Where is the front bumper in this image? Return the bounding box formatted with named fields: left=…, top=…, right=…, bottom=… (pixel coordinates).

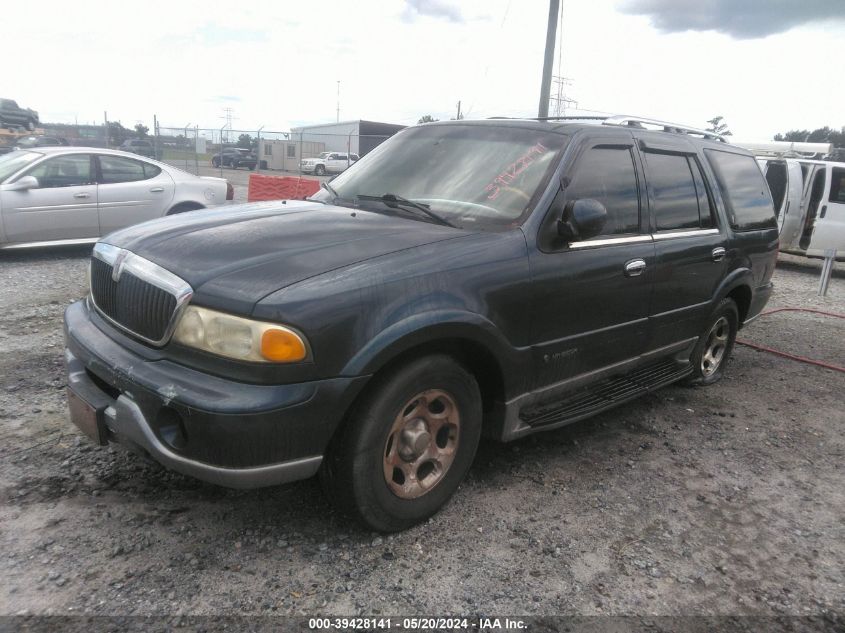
left=300, top=164, right=316, bottom=173
left=63, top=300, right=369, bottom=488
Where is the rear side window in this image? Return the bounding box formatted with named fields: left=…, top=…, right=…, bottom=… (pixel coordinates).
left=565, top=147, right=640, bottom=236
left=99, top=155, right=159, bottom=183
left=643, top=152, right=700, bottom=231
left=705, top=150, right=776, bottom=231
left=829, top=167, right=845, bottom=203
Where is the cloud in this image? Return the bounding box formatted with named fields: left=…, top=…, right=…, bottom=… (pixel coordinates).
left=194, top=23, right=269, bottom=45
left=619, top=0, right=845, bottom=39
left=402, top=0, right=464, bottom=23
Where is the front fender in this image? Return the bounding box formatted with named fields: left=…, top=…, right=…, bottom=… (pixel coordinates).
left=342, top=309, right=527, bottom=398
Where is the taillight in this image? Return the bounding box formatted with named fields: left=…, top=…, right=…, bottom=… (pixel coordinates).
left=226, top=182, right=234, bottom=201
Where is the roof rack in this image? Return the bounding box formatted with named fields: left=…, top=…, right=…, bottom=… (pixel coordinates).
left=601, top=115, right=726, bottom=142
left=488, top=114, right=727, bottom=142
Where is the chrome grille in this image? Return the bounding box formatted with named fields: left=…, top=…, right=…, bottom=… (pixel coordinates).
left=89, top=243, right=192, bottom=346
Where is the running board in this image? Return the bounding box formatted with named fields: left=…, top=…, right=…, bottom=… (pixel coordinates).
left=519, top=358, right=692, bottom=428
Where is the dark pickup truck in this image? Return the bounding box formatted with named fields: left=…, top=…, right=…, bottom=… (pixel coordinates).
left=0, top=98, right=39, bottom=131
left=64, top=117, right=778, bottom=532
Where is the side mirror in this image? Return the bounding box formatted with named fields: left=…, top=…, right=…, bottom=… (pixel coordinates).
left=3, top=175, right=39, bottom=191
left=558, top=198, right=608, bottom=241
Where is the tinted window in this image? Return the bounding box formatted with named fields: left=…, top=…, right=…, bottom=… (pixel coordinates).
left=565, top=147, right=640, bottom=236
left=644, top=152, right=700, bottom=231
left=99, top=155, right=150, bottom=183
left=286, top=145, right=295, bottom=157
left=689, top=157, right=716, bottom=228
left=829, top=167, right=845, bottom=203
left=27, top=154, right=92, bottom=188
left=705, top=150, right=776, bottom=231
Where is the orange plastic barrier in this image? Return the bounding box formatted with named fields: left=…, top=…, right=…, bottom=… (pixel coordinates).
left=247, top=174, right=321, bottom=202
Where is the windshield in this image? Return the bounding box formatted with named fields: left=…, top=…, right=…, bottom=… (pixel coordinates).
left=312, top=124, right=567, bottom=228
left=0, top=151, right=43, bottom=182
left=318, top=152, right=331, bottom=159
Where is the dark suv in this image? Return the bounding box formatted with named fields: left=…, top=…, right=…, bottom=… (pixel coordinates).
left=63, top=117, right=777, bottom=531
left=211, top=147, right=257, bottom=169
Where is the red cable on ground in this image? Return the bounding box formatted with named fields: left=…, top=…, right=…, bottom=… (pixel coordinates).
left=736, top=307, right=845, bottom=374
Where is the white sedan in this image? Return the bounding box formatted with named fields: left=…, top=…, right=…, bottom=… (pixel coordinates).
left=0, top=147, right=233, bottom=249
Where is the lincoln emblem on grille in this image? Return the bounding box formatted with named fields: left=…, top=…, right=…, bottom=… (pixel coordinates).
left=111, top=250, right=129, bottom=282
left=90, top=242, right=194, bottom=347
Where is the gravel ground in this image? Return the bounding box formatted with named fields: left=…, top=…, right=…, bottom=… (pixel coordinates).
left=0, top=247, right=842, bottom=622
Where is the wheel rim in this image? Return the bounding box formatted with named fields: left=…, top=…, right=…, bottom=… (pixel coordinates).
left=701, top=316, right=730, bottom=377
left=383, top=389, right=460, bottom=500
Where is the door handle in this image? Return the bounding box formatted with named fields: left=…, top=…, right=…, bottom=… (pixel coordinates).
left=624, top=259, right=646, bottom=277
left=73, top=193, right=90, bottom=199
left=149, top=187, right=165, bottom=193
left=712, top=247, right=726, bottom=262
left=820, top=205, right=827, bottom=219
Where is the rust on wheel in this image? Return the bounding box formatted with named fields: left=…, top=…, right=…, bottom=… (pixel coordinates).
left=383, top=389, right=460, bottom=500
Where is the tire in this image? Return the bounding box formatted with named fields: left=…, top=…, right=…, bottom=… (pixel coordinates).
left=166, top=202, right=204, bottom=215
left=212, top=158, right=220, bottom=168
left=27, top=119, right=35, bottom=131
left=684, top=298, right=738, bottom=386
left=315, top=164, right=326, bottom=176
left=320, top=354, right=482, bottom=532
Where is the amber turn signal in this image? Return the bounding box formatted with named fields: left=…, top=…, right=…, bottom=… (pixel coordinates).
left=261, top=327, right=308, bottom=362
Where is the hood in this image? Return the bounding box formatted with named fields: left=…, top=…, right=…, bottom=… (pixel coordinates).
left=102, top=201, right=472, bottom=314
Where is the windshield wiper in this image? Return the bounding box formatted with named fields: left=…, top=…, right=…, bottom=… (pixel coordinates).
left=321, top=180, right=339, bottom=199
left=356, top=193, right=456, bottom=227
left=309, top=180, right=347, bottom=206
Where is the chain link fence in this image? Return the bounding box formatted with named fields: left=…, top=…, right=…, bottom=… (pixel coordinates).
left=21, top=118, right=402, bottom=181
left=153, top=125, right=396, bottom=178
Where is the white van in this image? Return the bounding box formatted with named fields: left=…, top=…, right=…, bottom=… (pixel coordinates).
left=750, top=144, right=844, bottom=260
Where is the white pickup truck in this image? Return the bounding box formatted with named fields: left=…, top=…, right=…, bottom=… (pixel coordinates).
left=300, top=151, right=359, bottom=176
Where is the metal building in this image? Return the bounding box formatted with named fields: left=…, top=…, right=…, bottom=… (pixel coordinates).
left=290, top=120, right=405, bottom=156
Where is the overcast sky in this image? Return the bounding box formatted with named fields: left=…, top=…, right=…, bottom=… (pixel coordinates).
left=4, top=0, right=844, bottom=140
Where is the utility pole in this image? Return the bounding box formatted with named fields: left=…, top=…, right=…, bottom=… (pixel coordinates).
left=550, top=76, right=577, bottom=116
left=456, top=100, right=462, bottom=120
left=538, top=0, right=560, bottom=118
left=221, top=107, right=235, bottom=143
left=104, top=111, right=109, bottom=148
left=336, top=80, right=341, bottom=122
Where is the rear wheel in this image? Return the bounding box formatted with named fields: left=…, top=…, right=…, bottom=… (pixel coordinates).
left=684, top=298, right=738, bottom=386
left=321, top=355, right=482, bottom=532
left=166, top=202, right=204, bottom=215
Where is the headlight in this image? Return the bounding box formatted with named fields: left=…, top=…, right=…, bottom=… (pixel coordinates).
left=172, top=305, right=309, bottom=363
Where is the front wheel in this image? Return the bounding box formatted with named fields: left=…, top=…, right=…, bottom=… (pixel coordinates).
left=314, top=164, right=326, bottom=176
left=684, top=298, right=738, bottom=386
left=27, top=119, right=36, bottom=131
left=321, top=355, right=482, bottom=532
left=212, top=158, right=220, bottom=168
